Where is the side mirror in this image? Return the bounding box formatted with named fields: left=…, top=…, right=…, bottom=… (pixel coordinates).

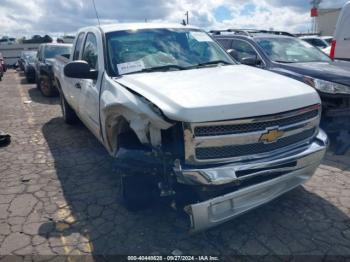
left=64, top=60, right=98, bottom=80
left=240, top=56, right=258, bottom=66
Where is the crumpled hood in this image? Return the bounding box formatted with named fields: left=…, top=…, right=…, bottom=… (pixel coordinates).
left=114, top=65, right=320, bottom=122
left=276, top=61, right=350, bottom=87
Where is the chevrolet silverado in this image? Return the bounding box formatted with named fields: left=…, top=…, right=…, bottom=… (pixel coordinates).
left=53, top=23, right=328, bottom=232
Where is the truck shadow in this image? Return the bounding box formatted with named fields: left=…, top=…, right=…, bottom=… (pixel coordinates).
left=27, top=86, right=60, bottom=105
left=39, top=117, right=350, bottom=256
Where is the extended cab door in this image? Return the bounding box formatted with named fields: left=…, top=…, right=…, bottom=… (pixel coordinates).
left=64, top=32, right=86, bottom=110
left=77, top=30, right=103, bottom=138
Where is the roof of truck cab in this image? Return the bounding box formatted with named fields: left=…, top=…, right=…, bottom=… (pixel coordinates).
left=88, top=23, right=199, bottom=33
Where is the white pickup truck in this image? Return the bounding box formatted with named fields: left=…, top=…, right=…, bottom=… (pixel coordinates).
left=53, top=23, right=328, bottom=232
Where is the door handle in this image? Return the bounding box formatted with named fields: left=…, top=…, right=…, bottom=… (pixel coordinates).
left=75, top=83, right=81, bottom=89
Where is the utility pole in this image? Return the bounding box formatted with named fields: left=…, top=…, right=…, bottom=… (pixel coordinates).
left=185, top=11, right=189, bottom=25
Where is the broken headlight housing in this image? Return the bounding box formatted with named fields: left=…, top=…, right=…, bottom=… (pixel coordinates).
left=305, top=77, right=350, bottom=95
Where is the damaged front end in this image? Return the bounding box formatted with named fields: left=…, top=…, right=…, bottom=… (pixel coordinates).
left=103, top=78, right=327, bottom=232
left=177, top=130, right=327, bottom=232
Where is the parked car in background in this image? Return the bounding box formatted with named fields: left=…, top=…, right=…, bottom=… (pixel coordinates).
left=54, top=23, right=327, bottom=232
left=22, top=51, right=37, bottom=83
left=299, top=35, right=329, bottom=49
left=0, top=36, right=16, bottom=45
left=18, top=51, right=36, bottom=71
left=57, top=35, right=75, bottom=44
left=23, top=35, right=53, bottom=44
left=330, top=1, right=350, bottom=61
left=0, top=52, right=6, bottom=72
left=213, top=30, right=350, bottom=154
left=299, top=35, right=330, bottom=55
left=35, top=43, right=72, bottom=97
left=321, top=36, right=333, bottom=45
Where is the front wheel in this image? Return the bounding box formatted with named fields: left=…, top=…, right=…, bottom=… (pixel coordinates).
left=60, top=93, right=78, bottom=125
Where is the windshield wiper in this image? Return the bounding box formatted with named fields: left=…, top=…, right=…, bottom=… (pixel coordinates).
left=120, top=65, right=186, bottom=75
left=192, top=60, right=232, bottom=68
left=274, top=60, right=296, bottom=64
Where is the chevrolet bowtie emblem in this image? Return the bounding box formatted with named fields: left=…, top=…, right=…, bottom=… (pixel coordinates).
left=259, top=129, right=284, bottom=143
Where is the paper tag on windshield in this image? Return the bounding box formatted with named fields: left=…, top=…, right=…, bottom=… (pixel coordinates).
left=117, top=60, right=145, bottom=75
left=191, top=31, right=213, bottom=42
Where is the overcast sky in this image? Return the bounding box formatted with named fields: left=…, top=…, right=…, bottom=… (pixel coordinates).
left=0, top=0, right=348, bottom=37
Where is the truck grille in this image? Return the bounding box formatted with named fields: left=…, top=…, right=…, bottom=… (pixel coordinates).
left=196, top=128, right=315, bottom=160
left=184, top=105, right=320, bottom=165
left=194, top=109, right=319, bottom=137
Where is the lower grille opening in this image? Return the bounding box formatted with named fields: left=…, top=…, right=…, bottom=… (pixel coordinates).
left=196, top=128, right=315, bottom=160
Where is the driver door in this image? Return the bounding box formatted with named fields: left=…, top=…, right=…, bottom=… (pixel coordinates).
left=78, top=32, right=102, bottom=138
left=64, top=32, right=85, bottom=111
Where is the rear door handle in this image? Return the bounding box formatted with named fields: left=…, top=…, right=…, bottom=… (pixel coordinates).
left=75, top=83, right=81, bottom=89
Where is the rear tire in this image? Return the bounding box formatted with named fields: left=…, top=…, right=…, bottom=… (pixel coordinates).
left=60, top=93, right=78, bottom=125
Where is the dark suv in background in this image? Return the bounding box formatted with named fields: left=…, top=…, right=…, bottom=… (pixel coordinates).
left=212, top=29, right=350, bottom=154
left=35, top=43, right=72, bottom=97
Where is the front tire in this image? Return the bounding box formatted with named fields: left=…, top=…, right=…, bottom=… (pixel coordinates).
left=60, top=93, right=78, bottom=125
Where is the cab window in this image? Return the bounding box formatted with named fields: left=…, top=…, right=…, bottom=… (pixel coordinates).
left=73, top=32, right=85, bottom=61
left=217, top=39, right=232, bottom=49
left=230, top=39, right=258, bottom=62
left=82, top=33, right=98, bottom=70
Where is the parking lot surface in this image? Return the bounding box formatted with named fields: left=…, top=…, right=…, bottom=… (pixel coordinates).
left=0, top=70, right=350, bottom=258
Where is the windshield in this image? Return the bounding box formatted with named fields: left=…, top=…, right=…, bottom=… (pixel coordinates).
left=44, top=46, right=71, bottom=59
left=106, top=28, right=234, bottom=75
left=24, top=52, right=37, bottom=63
left=256, top=37, right=332, bottom=63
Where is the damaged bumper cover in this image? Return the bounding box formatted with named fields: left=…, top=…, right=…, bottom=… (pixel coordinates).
left=176, top=129, right=328, bottom=232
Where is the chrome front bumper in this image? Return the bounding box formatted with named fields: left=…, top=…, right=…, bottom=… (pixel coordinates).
left=176, top=129, right=328, bottom=232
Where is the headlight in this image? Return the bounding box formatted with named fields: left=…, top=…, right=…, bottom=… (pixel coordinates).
left=304, top=77, right=350, bottom=94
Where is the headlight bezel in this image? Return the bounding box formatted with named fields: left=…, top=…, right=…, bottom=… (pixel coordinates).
left=304, top=77, right=350, bottom=95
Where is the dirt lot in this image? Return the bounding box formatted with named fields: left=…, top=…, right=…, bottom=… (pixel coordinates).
left=0, top=70, right=350, bottom=258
